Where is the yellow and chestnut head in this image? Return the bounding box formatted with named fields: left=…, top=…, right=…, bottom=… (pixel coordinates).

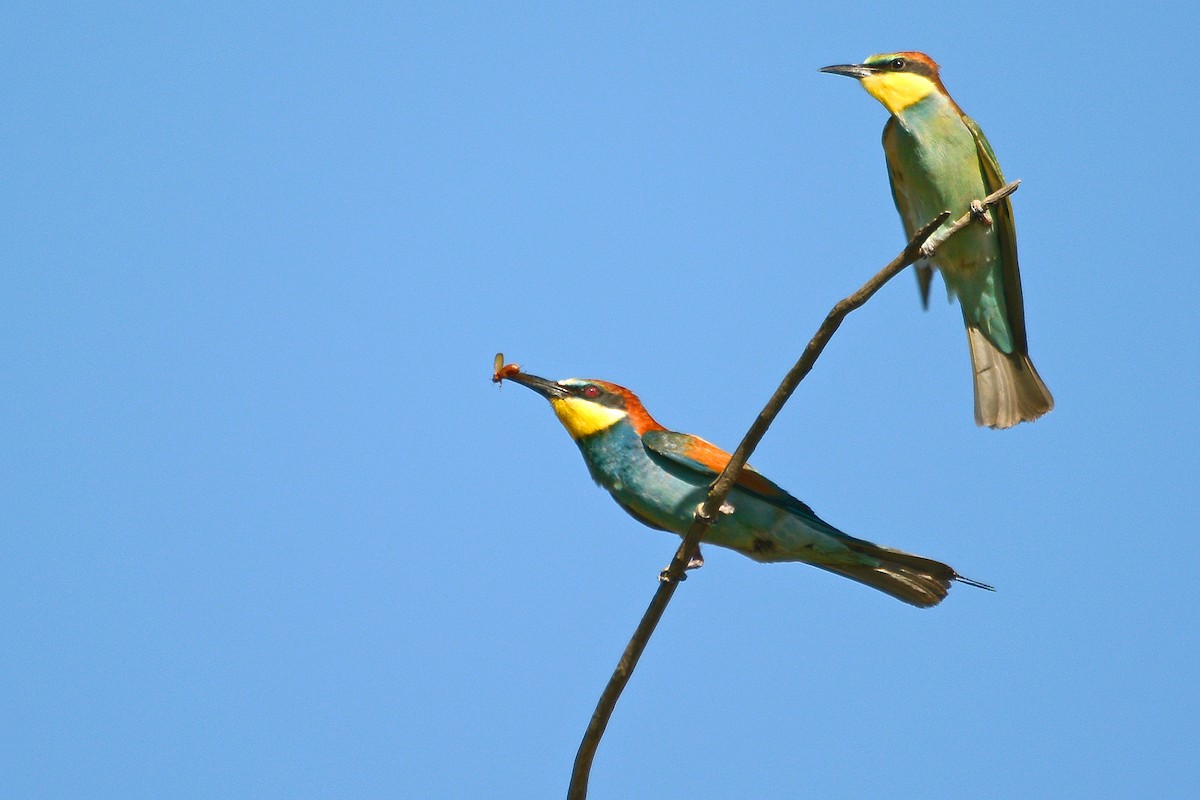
left=503, top=371, right=663, bottom=439
left=820, top=52, right=955, bottom=116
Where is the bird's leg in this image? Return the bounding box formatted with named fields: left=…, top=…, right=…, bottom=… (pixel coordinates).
left=659, top=501, right=732, bottom=581
left=659, top=546, right=706, bottom=582
left=970, top=199, right=993, bottom=226
left=918, top=224, right=949, bottom=259
left=695, top=500, right=735, bottom=518
left=686, top=546, right=705, bottom=571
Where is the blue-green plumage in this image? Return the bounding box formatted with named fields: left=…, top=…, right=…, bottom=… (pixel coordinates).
left=577, top=423, right=857, bottom=564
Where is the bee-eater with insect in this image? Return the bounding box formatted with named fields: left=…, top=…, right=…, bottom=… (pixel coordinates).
left=820, top=52, right=1053, bottom=428
left=498, top=364, right=990, bottom=607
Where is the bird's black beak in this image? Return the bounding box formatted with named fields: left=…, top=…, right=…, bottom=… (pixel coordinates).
left=506, top=371, right=568, bottom=400
left=819, top=63, right=873, bottom=80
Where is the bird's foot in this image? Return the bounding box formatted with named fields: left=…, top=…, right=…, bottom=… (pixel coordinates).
left=695, top=501, right=734, bottom=520
left=658, top=547, right=704, bottom=582
left=970, top=199, right=993, bottom=226
left=919, top=240, right=938, bottom=260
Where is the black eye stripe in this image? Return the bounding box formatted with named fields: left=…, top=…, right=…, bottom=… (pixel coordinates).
left=573, top=383, right=627, bottom=409
left=868, top=57, right=936, bottom=79
left=864, top=56, right=935, bottom=78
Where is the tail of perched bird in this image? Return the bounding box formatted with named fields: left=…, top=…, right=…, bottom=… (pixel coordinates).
left=819, top=539, right=990, bottom=608
left=967, top=326, right=1054, bottom=429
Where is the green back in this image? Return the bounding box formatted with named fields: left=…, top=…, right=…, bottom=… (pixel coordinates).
left=962, top=115, right=1029, bottom=354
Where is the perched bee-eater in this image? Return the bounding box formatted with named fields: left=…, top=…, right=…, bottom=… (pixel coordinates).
left=820, top=52, right=1053, bottom=428
left=502, top=368, right=989, bottom=607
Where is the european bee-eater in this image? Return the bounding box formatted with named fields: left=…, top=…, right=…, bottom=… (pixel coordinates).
left=502, top=368, right=989, bottom=607
left=820, top=52, right=1053, bottom=428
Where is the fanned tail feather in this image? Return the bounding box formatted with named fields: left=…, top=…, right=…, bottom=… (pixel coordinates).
left=820, top=542, right=993, bottom=609
left=966, top=326, right=1053, bottom=429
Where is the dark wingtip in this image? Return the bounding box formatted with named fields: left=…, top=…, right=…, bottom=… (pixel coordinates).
left=916, top=264, right=933, bottom=309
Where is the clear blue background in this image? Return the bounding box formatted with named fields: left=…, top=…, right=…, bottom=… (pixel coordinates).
left=5, top=2, right=1197, bottom=798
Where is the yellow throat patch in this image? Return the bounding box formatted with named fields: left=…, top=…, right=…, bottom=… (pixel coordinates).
left=550, top=396, right=626, bottom=439
left=861, top=72, right=936, bottom=115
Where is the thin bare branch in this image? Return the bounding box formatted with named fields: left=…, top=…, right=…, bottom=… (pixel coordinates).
left=566, top=180, right=1019, bottom=800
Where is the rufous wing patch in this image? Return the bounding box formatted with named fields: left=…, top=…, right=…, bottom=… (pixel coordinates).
left=682, top=437, right=792, bottom=502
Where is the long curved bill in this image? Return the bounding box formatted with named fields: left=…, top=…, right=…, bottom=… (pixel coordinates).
left=505, top=371, right=568, bottom=400
left=819, top=63, right=873, bottom=79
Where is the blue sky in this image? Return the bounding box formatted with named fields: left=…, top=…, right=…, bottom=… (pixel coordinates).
left=4, top=2, right=1198, bottom=798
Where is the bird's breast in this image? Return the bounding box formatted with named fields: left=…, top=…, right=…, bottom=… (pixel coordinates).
left=887, top=112, right=996, bottom=277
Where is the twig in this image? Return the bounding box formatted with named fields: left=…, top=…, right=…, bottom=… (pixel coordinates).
left=566, top=181, right=1019, bottom=800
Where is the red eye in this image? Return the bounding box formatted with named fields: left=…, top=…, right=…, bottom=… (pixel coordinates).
left=583, top=385, right=600, bottom=398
